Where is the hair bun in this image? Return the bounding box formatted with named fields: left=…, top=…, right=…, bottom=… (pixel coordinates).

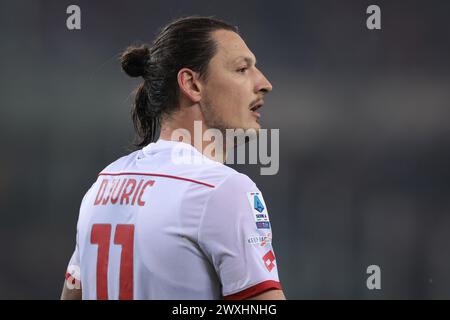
left=121, top=45, right=150, bottom=78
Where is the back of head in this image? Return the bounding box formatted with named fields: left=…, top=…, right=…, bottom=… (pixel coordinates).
left=120, top=16, right=238, bottom=147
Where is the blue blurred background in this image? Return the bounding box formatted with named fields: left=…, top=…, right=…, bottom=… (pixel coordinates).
left=1, top=0, right=450, bottom=299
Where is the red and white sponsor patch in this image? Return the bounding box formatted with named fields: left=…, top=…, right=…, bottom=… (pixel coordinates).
left=262, top=250, right=276, bottom=272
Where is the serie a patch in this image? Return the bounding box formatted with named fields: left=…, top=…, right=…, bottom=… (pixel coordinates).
left=246, top=192, right=271, bottom=229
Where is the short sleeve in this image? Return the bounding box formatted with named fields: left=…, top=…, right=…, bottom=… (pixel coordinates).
left=198, top=173, right=282, bottom=299
left=65, top=230, right=82, bottom=289
left=64, top=183, right=95, bottom=289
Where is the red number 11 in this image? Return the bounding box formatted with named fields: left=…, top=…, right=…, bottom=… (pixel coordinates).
left=91, top=224, right=135, bottom=300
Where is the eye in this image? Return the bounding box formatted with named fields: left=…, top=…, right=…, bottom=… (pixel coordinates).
left=237, top=67, right=248, bottom=73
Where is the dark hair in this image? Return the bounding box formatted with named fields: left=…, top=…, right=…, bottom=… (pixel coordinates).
left=121, top=16, right=238, bottom=147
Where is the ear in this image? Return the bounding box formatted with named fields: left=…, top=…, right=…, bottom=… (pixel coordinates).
left=177, top=68, right=202, bottom=103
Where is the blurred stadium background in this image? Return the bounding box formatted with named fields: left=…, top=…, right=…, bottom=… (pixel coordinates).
left=1, top=0, right=449, bottom=299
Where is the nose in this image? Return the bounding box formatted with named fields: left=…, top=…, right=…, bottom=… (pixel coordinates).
left=255, top=68, right=273, bottom=94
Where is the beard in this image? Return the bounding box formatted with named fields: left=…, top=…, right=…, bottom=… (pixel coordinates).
left=198, top=95, right=229, bottom=136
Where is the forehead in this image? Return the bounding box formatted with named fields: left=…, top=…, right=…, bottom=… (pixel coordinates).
left=210, top=29, right=256, bottom=65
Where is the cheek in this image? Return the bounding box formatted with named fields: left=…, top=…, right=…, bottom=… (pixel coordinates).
left=203, top=70, right=255, bottom=125
left=207, top=80, right=246, bottom=114
left=222, top=91, right=248, bottom=123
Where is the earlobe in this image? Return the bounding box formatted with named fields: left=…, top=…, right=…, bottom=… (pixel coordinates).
left=177, top=68, right=202, bottom=103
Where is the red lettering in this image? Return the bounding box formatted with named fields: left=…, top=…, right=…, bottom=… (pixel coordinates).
left=111, top=179, right=127, bottom=205
left=120, top=179, right=136, bottom=205
left=94, top=179, right=108, bottom=205
left=102, top=179, right=118, bottom=205
left=94, top=178, right=155, bottom=207
left=131, top=179, right=144, bottom=205
left=137, top=180, right=155, bottom=206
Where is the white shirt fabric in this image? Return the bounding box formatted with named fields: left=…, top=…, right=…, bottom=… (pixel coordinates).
left=65, top=140, right=281, bottom=300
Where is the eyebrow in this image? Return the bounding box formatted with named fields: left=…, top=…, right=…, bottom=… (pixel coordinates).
left=233, top=56, right=257, bottom=66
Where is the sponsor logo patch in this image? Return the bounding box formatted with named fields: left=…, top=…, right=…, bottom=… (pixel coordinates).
left=256, top=221, right=271, bottom=229
left=247, top=192, right=270, bottom=227
left=247, top=232, right=272, bottom=247
left=262, top=250, right=276, bottom=272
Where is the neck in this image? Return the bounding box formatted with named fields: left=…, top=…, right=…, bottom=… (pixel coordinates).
left=159, top=119, right=228, bottom=164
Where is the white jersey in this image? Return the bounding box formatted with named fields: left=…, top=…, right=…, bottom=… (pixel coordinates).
left=65, top=139, right=281, bottom=299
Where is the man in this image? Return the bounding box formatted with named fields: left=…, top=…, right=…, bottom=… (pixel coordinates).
left=61, top=16, right=285, bottom=300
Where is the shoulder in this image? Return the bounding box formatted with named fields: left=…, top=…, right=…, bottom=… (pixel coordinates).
left=200, top=170, right=260, bottom=216
left=190, top=160, right=258, bottom=195
left=98, top=150, right=140, bottom=174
